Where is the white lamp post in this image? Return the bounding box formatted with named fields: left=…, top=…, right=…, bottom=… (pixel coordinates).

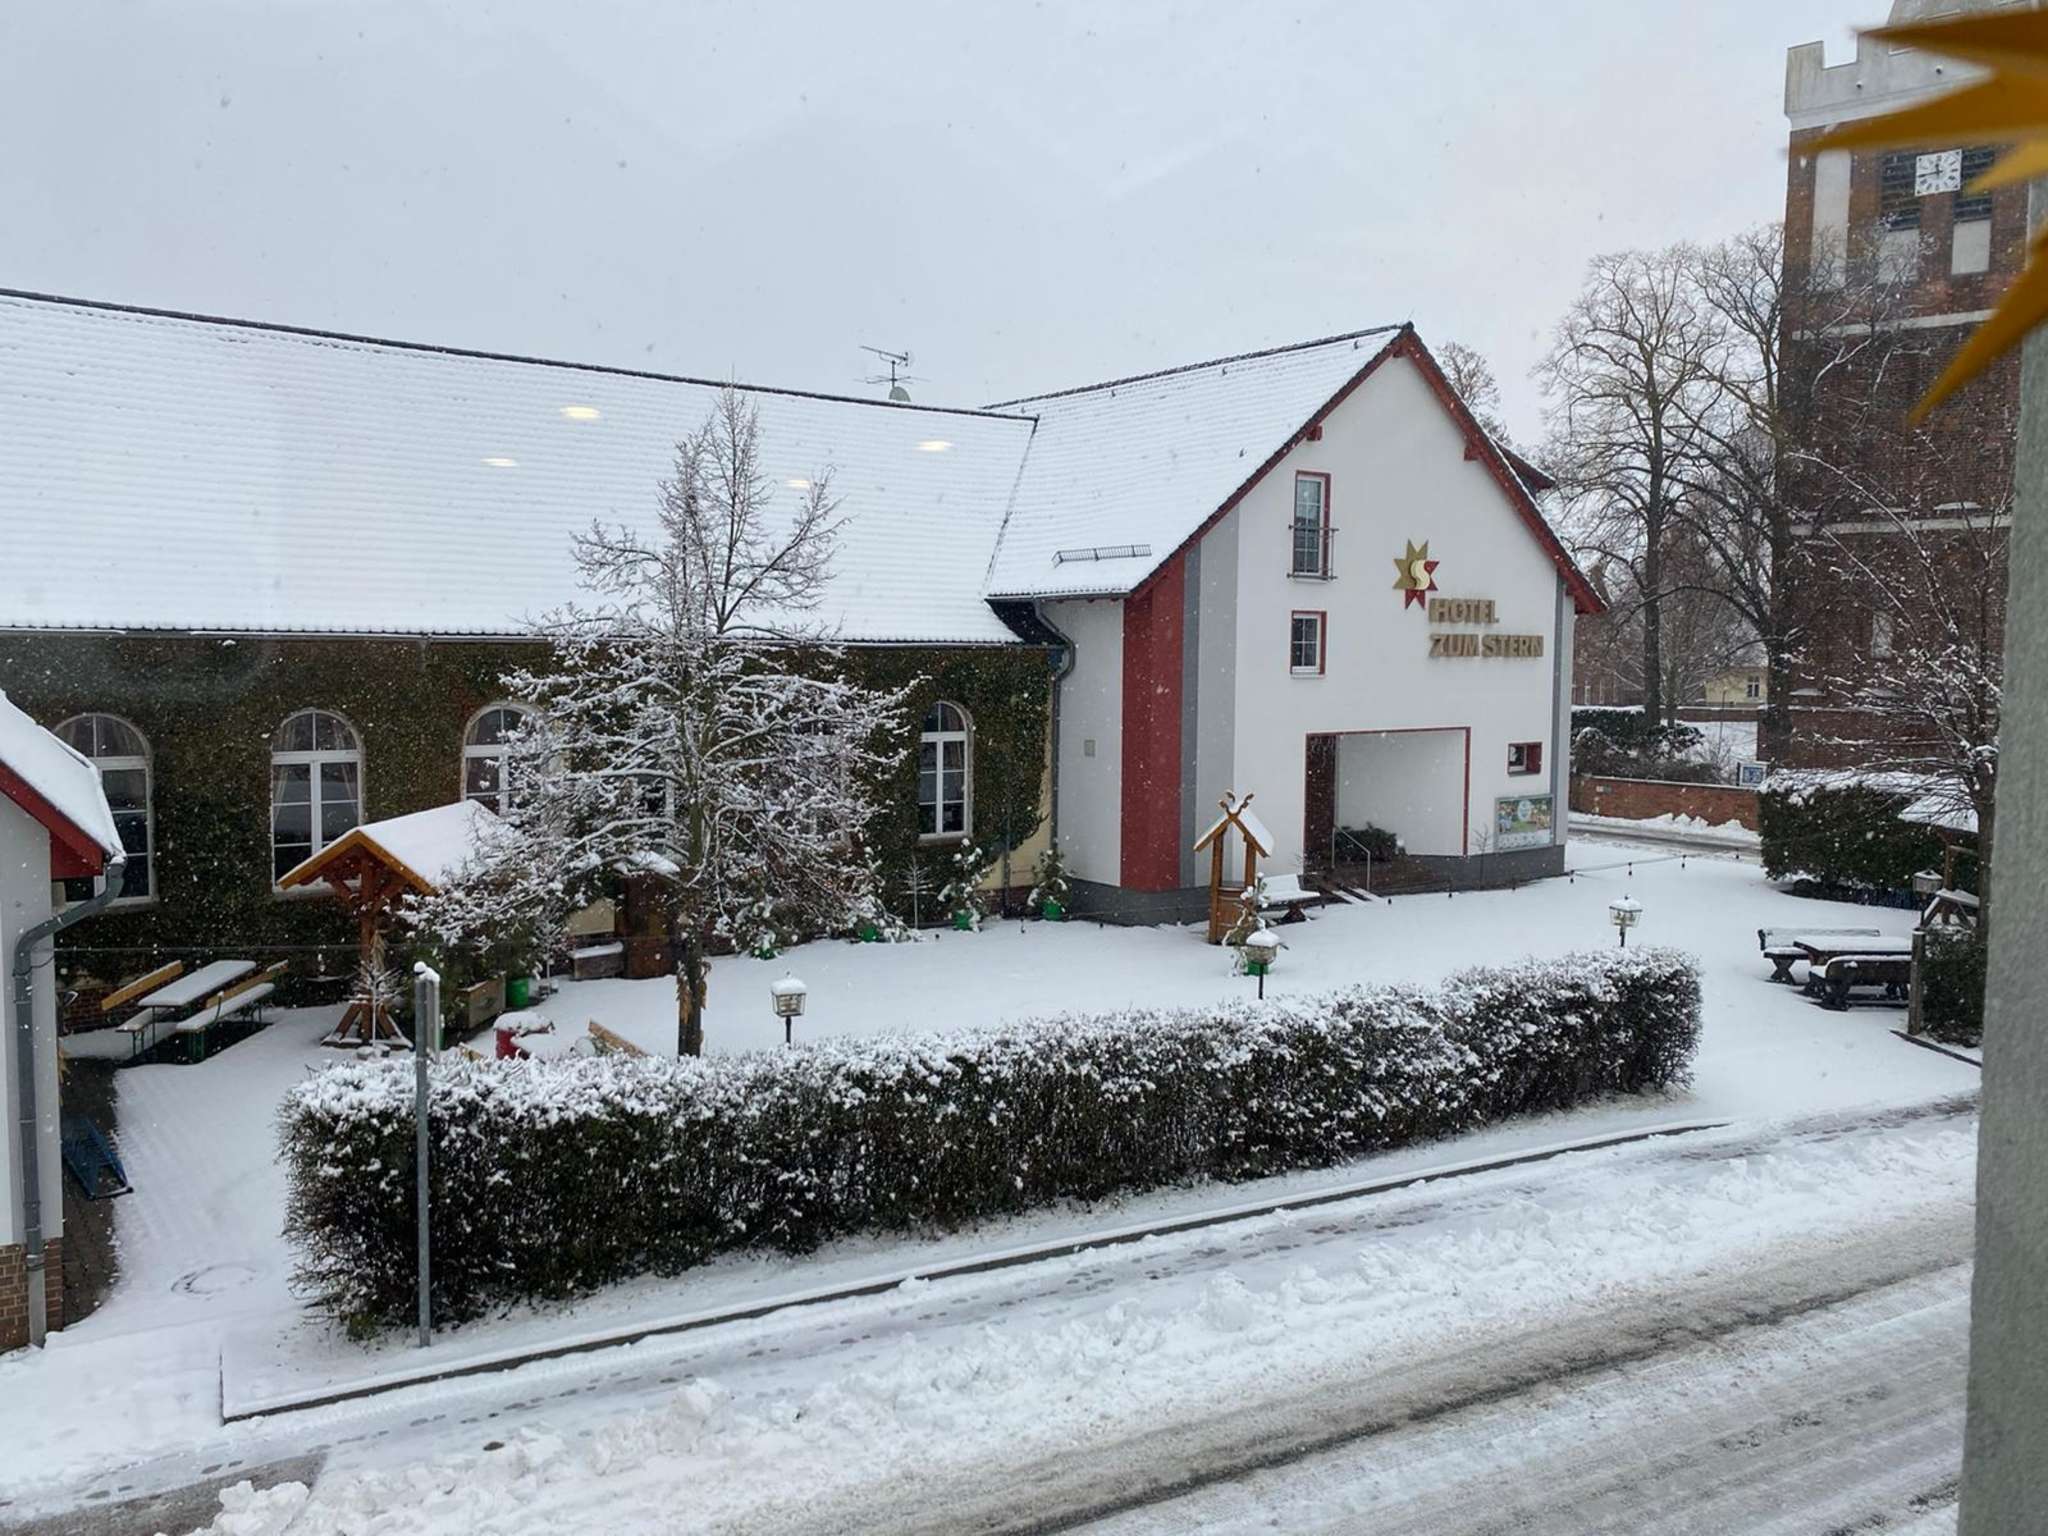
left=1243, top=927, right=1280, bottom=999
left=1608, top=895, right=1643, bottom=948
left=769, top=975, right=808, bottom=1047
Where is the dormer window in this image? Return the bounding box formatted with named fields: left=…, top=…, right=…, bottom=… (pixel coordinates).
left=1291, top=472, right=1333, bottom=578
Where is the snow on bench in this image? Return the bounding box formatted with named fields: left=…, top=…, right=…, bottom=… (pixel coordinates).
left=173, top=983, right=276, bottom=1033
left=1259, top=873, right=1321, bottom=922
left=1757, top=926, right=1882, bottom=984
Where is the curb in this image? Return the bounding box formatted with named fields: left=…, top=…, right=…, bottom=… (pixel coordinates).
left=222, top=1117, right=1728, bottom=1422
left=1890, top=1029, right=1983, bottom=1068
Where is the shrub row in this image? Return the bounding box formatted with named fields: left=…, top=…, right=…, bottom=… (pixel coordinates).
left=281, top=948, right=1703, bottom=1328
left=1758, top=778, right=1956, bottom=893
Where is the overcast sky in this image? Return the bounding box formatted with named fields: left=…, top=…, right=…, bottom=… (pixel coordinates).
left=2, top=2, right=1868, bottom=442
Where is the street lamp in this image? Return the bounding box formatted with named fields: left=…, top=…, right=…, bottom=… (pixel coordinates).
left=1608, top=895, right=1643, bottom=948
left=1242, top=928, right=1280, bottom=999
left=769, top=975, right=808, bottom=1047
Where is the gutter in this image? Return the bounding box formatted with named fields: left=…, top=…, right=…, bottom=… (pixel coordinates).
left=10, top=849, right=123, bottom=1346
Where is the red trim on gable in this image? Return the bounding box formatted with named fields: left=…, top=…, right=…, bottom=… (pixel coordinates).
left=1129, top=327, right=1603, bottom=618
left=0, top=760, right=108, bottom=880
left=1393, top=332, right=1603, bottom=616
left=1121, top=553, right=1185, bottom=892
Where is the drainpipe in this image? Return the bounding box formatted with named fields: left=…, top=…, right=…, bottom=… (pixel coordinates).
left=10, top=849, right=123, bottom=1347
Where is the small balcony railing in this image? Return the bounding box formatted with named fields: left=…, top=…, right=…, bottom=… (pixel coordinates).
left=1291, top=524, right=1335, bottom=580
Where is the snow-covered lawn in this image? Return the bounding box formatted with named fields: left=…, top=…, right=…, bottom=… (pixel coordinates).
left=7, top=838, right=1977, bottom=1511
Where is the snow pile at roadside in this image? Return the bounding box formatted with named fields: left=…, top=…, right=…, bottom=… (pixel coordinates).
left=167, top=1107, right=1977, bottom=1535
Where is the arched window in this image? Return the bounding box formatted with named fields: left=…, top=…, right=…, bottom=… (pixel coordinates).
left=918, top=700, right=971, bottom=840
left=463, top=703, right=536, bottom=813
left=55, top=714, right=153, bottom=904
left=272, top=709, right=362, bottom=883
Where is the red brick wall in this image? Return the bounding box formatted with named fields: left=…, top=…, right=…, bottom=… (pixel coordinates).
left=1570, top=776, right=1759, bottom=832
left=1120, top=554, right=1185, bottom=892
left=0, top=1240, right=65, bottom=1349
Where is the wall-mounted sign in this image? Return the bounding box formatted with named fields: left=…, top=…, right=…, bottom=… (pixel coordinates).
left=1495, top=794, right=1554, bottom=850
left=1427, top=597, right=1498, bottom=625
left=1429, top=631, right=1545, bottom=658
left=1392, top=540, right=1440, bottom=611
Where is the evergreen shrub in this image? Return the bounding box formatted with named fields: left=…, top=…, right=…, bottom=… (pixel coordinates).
left=1758, top=779, right=1954, bottom=893
left=281, top=948, right=1703, bottom=1328
left=1918, top=928, right=1987, bottom=1047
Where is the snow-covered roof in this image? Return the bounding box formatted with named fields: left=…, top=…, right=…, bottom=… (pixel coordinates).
left=0, top=291, right=1036, bottom=644
left=278, top=799, right=503, bottom=894
left=0, top=688, right=122, bottom=861
left=984, top=328, right=1403, bottom=599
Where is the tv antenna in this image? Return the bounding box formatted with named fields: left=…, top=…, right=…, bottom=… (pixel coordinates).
left=860, top=345, right=921, bottom=402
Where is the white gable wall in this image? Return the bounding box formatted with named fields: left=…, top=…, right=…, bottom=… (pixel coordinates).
left=1207, top=352, right=1567, bottom=875
left=0, top=801, right=60, bottom=1251
left=1044, top=598, right=1124, bottom=887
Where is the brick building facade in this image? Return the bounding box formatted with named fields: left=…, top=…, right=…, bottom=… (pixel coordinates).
left=1777, top=1, right=2023, bottom=769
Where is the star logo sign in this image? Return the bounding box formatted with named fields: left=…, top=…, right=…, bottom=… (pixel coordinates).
left=1392, top=540, right=1440, bottom=611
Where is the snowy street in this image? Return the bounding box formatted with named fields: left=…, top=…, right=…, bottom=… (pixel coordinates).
left=22, top=1095, right=1974, bottom=1536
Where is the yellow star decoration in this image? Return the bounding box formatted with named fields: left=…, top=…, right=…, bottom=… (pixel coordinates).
left=1392, top=539, right=1440, bottom=610
left=1813, top=10, right=2048, bottom=421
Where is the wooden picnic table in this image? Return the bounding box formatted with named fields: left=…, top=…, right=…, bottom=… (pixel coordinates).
left=134, top=959, right=256, bottom=1011
left=1792, top=935, right=1914, bottom=963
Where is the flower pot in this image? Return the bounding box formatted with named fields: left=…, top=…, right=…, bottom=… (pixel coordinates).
left=857, top=922, right=880, bottom=943
left=505, top=975, right=533, bottom=1010
left=1040, top=899, right=1065, bottom=922
left=952, top=910, right=974, bottom=931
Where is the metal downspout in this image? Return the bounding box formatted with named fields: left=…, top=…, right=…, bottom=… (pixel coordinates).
left=10, top=849, right=123, bottom=1347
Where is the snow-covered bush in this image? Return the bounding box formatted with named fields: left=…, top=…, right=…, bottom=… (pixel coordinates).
left=1758, top=774, right=1955, bottom=895
left=936, top=843, right=995, bottom=929
left=1028, top=847, right=1070, bottom=913
left=280, top=948, right=1702, bottom=1328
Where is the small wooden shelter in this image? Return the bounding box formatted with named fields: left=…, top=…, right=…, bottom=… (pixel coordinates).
left=1193, top=791, right=1274, bottom=944
left=276, top=800, right=502, bottom=1046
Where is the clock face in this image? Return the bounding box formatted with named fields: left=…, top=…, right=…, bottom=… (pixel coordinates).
left=1915, top=149, right=1963, bottom=197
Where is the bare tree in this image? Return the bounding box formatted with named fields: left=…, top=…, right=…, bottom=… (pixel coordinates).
left=1805, top=453, right=2009, bottom=924
left=413, top=389, right=911, bottom=1056
left=1438, top=340, right=1510, bottom=444
left=1670, top=223, right=1926, bottom=759
left=1537, top=247, right=1721, bottom=724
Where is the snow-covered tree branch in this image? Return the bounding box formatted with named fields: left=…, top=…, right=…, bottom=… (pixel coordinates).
left=410, top=388, right=911, bottom=1054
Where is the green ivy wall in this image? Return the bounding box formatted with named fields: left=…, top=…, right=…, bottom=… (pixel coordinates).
left=0, top=633, right=1053, bottom=986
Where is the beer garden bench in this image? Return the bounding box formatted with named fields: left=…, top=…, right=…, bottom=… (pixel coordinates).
left=1757, top=926, right=1883, bottom=984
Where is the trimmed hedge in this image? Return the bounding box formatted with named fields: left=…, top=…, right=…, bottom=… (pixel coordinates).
left=281, top=948, right=1702, bottom=1328
left=1758, top=781, right=1954, bottom=894
left=1919, top=928, right=1987, bottom=1047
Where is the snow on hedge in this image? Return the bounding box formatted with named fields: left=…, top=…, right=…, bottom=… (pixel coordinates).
left=281, top=948, right=1702, bottom=1328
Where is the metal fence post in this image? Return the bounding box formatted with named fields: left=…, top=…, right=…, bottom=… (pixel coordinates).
left=412, top=961, right=440, bottom=1349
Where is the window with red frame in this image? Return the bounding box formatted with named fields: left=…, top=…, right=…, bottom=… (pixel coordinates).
left=1290, top=611, right=1326, bottom=675
left=1290, top=472, right=1331, bottom=577
left=1508, top=740, right=1543, bottom=776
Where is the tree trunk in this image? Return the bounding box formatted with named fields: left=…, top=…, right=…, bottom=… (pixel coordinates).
left=675, top=926, right=706, bottom=1057
left=1642, top=531, right=1665, bottom=723
left=1761, top=639, right=1795, bottom=763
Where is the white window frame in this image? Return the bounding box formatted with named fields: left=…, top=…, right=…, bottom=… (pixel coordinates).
left=271, top=708, right=364, bottom=889
left=56, top=714, right=155, bottom=907
left=918, top=700, right=972, bottom=842
left=1290, top=472, right=1332, bottom=578
left=462, top=702, right=536, bottom=814
left=1289, top=611, right=1326, bottom=676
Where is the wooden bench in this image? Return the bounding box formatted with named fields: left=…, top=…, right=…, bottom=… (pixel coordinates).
left=165, top=962, right=288, bottom=1063
left=1816, top=954, right=1912, bottom=1011
left=1758, top=927, right=1881, bottom=983
left=1260, top=873, right=1323, bottom=925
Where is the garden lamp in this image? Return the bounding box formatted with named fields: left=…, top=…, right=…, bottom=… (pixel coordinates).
left=770, top=975, right=808, bottom=1047
left=1608, top=895, right=1643, bottom=948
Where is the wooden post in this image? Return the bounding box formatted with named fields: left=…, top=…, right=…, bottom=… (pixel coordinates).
left=1908, top=927, right=1927, bottom=1036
